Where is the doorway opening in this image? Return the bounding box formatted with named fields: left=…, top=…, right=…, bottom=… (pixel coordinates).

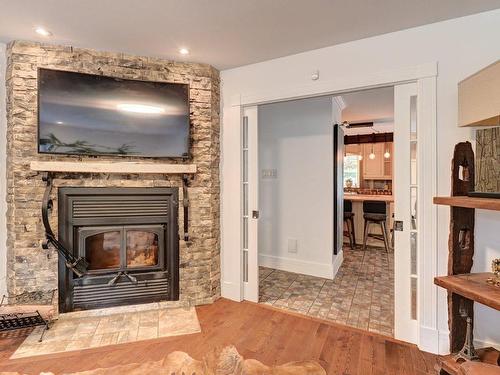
left=243, top=83, right=420, bottom=343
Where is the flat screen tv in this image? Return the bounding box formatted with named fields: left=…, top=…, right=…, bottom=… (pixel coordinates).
left=38, top=68, right=190, bottom=158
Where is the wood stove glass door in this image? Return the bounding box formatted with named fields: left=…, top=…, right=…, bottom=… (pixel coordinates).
left=77, top=225, right=165, bottom=274
left=79, top=226, right=123, bottom=272
left=125, top=225, right=164, bottom=269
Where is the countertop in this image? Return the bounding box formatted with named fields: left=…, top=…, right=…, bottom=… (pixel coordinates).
left=344, top=194, right=394, bottom=203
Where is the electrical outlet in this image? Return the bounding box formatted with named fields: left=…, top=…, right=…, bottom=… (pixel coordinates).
left=288, top=238, right=298, bottom=253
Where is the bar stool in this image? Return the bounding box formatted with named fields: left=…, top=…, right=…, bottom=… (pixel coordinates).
left=362, top=201, right=390, bottom=252
left=343, top=200, right=356, bottom=249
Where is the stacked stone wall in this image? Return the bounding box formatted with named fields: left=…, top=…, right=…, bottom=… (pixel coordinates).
left=5, top=41, right=220, bottom=305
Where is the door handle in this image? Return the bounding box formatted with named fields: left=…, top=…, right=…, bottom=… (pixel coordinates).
left=252, top=210, right=259, bottom=219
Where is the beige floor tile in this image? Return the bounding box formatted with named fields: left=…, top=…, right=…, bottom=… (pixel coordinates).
left=259, top=246, right=394, bottom=337
left=137, top=326, right=158, bottom=340
left=11, top=306, right=200, bottom=359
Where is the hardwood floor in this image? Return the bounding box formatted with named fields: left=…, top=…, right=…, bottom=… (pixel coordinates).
left=0, top=298, right=437, bottom=374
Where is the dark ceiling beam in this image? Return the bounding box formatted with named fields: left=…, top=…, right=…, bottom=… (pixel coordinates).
left=344, top=132, right=393, bottom=145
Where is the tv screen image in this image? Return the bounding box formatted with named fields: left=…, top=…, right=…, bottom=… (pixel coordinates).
left=38, top=69, right=190, bottom=157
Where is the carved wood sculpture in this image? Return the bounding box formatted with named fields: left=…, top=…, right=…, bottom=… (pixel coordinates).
left=448, top=142, right=475, bottom=353
left=0, top=346, right=327, bottom=375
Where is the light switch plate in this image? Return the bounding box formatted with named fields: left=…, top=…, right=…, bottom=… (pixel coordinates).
left=262, top=169, right=277, bottom=179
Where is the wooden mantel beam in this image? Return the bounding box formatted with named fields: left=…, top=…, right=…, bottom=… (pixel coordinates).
left=30, top=161, right=197, bottom=174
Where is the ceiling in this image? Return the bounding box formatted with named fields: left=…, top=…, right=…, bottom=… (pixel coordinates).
left=0, top=1, right=499, bottom=70
left=340, top=87, right=394, bottom=135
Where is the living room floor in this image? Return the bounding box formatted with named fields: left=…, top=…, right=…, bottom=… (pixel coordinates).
left=259, top=246, right=394, bottom=337
left=0, top=299, right=436, bottom=375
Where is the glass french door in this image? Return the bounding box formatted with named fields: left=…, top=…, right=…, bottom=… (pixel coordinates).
left=242, top=106, right=259, bottom=301
left=394, top=83, right=419, bottom=343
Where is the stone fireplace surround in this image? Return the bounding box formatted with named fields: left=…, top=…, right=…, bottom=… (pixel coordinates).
left=5, top=41, right=221, bottom=311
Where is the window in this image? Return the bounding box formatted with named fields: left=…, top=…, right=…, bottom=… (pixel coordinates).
left=344, top=155, right=360, bottom=188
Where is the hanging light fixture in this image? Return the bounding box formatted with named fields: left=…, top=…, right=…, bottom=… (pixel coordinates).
left=384, top=133, right=391, bottom=159
left=356, top=134, right=363, bottom=160
left=369, top=146, right=376, bottom=159
left=369, top=133, right=376, bottom=159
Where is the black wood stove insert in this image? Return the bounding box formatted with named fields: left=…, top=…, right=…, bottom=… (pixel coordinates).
left=57, top=187, right=179, bottom=312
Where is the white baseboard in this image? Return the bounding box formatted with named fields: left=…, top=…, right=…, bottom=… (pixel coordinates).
left=419, top=325, right=441, bottom=354
left=259, top=253, right=342, bottom=279
left=420, top=328, right=500, bottom=355
left=221, top=280, right=243, bottom=301
left=475, top=337, right=500, bottom=351
left=332, top=250, right=344, bottom=277
left=438, top=330, right=451, bottom=355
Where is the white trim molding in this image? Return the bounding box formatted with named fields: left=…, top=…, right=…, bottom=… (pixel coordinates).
left=416, top=76, right=439, bottom=354
left=332, top=249, right=344, bottom=278
left=232, top=63, right=437, bottom=107
left=221, top=61, right=438, bottom=352
left=259, top=253, right=341, bottom=280
left=332, top=96, right=347, bottom=112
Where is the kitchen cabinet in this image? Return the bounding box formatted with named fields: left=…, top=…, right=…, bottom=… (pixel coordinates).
left=344, top=196, right=394, bottom=246
left=362, top=142, right=392, bottom=180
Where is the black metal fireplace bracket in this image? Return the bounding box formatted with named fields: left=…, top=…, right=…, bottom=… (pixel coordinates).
left=40, top=172, right=89, bottom=277
left=182, top=174, right=191, bottom=242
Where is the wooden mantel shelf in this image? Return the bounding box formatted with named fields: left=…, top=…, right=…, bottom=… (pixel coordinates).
left=434, top=273, right=500, bottom=311
left=433, top=196, right=500, bottom=211
left=30, top=161, right=197, bottom=174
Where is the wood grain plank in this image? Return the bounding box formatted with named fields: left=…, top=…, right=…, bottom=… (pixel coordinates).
left=0, top=299, right=437, bottom=375
left=434, top=273, right=500, bottom=311
left=433, top=196, right=500, bottom=211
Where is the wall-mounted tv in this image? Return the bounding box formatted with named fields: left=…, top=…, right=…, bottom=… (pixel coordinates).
left=38, top=68, right=190, bottom=158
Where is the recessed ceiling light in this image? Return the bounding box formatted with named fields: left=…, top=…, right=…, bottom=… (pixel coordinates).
left=117, top=103, right=165, bottom=114
left=179, top=48, right=189, bottom=55
left=56, top=121, right=63, bottom=124
left=35, top=27, right=52, bottom=37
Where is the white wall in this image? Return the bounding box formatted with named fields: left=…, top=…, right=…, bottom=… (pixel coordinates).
left=221, top=9, right=500, bottom=352
left=0, top=42, right=7, bottom=297
left=258, top=97, right=336, bottom=278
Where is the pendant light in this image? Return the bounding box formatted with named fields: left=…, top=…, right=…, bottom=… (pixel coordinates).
left=384, top=133, right=391, bottom=159
left=369, top=146, right=376, bottom=160
left=357, top=135, right=363, bottom=160
left=369, top=133, right=376, bottom=160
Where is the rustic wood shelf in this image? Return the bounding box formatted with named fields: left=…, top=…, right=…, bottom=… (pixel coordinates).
left=434, top=273, right=500, bottom=311
left=433, top=196, right=500, bottom=211
left=437, top=347, right=500, bottom=375
left=30, top=161, right=197, bottom=175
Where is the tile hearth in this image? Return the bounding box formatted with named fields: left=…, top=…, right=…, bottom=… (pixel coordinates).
left=11, top=305, right=201, bottom=359
left=259, top=246, right=394, bottom=337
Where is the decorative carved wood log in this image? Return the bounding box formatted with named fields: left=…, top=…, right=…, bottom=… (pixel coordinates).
left=448, top=142, right=475, bottom=353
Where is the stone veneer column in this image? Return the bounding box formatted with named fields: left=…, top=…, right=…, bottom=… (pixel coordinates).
left=5, top=41, right=220, bottom=305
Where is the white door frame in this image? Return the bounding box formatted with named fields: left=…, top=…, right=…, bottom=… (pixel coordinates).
left=220, top=62, right=438, bottom=352
left=394, top=82, right=419, bottom=343
left=242, top=106, right=259, bottom=302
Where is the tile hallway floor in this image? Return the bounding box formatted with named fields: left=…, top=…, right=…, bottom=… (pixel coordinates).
left=259, top=246, right=394, bottom=337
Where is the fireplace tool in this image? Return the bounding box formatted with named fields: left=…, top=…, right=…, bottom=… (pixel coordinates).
left=41, top=173, right=89, bottom=277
